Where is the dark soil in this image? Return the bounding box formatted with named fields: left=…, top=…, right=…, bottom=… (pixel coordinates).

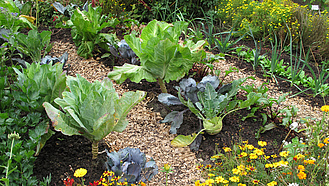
left=32, top=25, right=320, bottom=185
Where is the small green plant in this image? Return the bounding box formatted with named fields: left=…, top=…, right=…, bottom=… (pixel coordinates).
left=170, top=77, right=262, bottom=147
left=161, top=164, right=173, bottom=186
left=107, top=19, right=205, bottom=93
left=213, top=26, right=246, bottom=54
left=67, top=3, right=119, bottom=58
left=43, top=75, right=146, bottom=159
left=0, top=132, right=20, bottom=186
left=16, top=29, right=53, bottom=63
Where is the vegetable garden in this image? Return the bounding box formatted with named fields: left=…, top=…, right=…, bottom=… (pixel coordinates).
left=1, top=0, right=329, bottom=185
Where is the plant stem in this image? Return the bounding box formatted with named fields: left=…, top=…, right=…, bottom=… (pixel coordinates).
left=157, top=78, right=167, bottom=93
left=91, top=140, right=99, bottom=159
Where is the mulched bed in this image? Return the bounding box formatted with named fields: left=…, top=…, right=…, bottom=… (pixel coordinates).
left=30, top=25, right=324, bottom=185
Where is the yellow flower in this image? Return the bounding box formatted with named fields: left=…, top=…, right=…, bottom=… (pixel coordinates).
left=297, top=165, right=305, bottom=171
left=279, top=151, right=289, bottom=158
left=205, top=179, right=214, bottom=185
left=324, top=137, right=329, bottom=144
left=74, top=168, right=87, bottom=178
left=246, top=144, right=254, bottom=150
left=265, top=163, right=273, bottom=168
left=258, top=141, right=267, bottom=147
left=238, top=184, right=246, bottom=186
left=208, top=173, right=215, bottom=177
left=163, top=163, right=171, bottom=171
left=232, top=168, right=241, bottom=174
left=318, top=143, right=325, bottom=148
left=321, top=105, right=329, bottom=112
left=249, top=153, right=258, bottom=159
left=297, top=171, right=307, bottom=179
left=229, top=176, right=240, bottom=182
left=195, top=180, right=202, bottom=186
left=253, top=148, right=265, bottom=156
left=223, top=147, right=232, bottom=152
left=267, top=181, right=277, bottom=186
left=215, top=176, right=225, bottom=183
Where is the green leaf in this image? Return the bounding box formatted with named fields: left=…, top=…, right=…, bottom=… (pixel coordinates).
left=107, top=63, right=155, bottom=84
left=171, top=133, right=199, bottom=147
left=43, top=102, right=81, bottom=136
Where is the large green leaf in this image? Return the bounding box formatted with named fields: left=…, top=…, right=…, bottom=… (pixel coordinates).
left=107, top=63, right=156, bottom=84
left=43, top=102, right=81, bottom=136
left=112, top=91, right=146, bottom=132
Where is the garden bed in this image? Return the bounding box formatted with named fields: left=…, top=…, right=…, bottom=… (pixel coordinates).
left=31, top=27, right=324, bottom=185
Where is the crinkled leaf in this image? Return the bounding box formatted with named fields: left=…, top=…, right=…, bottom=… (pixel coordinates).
left=108, top=63, right=155, bottom=84
left=179, top=78, right=196, bottom=92
left=197, top=75, right=220, bottom=91
left=160, top=110, right=186, bottom=134
left=158, top=93, right=182, bottom=106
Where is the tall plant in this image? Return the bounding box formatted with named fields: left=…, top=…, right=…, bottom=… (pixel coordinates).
left=107, top=19, right=205, bottom=93
left=43, top=75, right=146, bottom=159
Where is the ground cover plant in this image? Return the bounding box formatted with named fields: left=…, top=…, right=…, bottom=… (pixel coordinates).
left=1, top=0, right=329, bottom=185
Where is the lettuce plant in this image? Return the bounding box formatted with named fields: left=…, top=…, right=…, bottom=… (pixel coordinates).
left=107, top=19, right=206, bottom=93
left=105, top=147, right=158, bottom=184
left=67, top=3, right=119, bottom=59
left=171, top=77, right=262, bottom=147
left=43, top=75, right=146, bottom=159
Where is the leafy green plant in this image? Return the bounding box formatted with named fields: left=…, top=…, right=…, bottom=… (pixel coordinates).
left=67, top=3, right=119, bottom=58
left=213, top=26, right=246, bottom=54
left=107, top=19, right=205, bottom=93
left=0, top=0, right=36, bottom=32
left=13, top=62, right=67, bottom=154
left=303, top=60, right=329, bottom=97
left=170, top=77, right=262, bottom=147
left=104, top=147, right=158, bottom=184
left=16, top=29, right=53, bottom=63
left=43, top=74, right=146, bottom=159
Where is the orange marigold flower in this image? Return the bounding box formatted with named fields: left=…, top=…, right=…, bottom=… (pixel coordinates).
left=324, top=137, right=329, bottom=144
left=318, top=143, right=325, bottom=148
left=297, top=171, right=307, bottom=179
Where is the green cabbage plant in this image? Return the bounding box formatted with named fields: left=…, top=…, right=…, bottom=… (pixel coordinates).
left=43, top=74, right=146, bottom=159
left=171, top=77, right=262, bottom=147
left=107, top=19, right=205, bottom=93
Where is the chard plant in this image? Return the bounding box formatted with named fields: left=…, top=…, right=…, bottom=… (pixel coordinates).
left=170, top=77, right=262, bottom=147
left=107, top=19, right=206, bottom=93
left=43, top=75, right=146, bottom=159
